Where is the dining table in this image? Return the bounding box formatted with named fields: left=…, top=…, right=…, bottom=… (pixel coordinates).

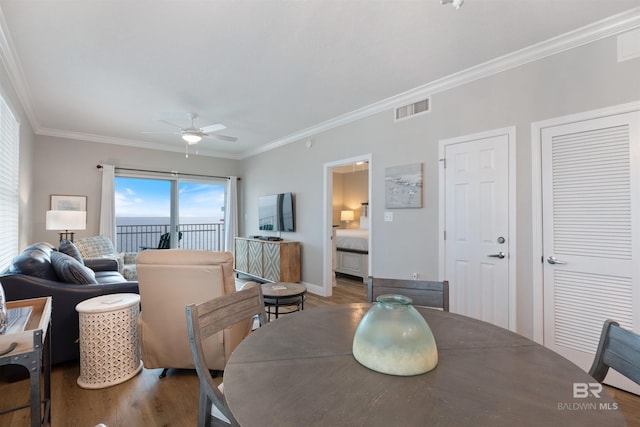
left=223, top=303, right=626, bottom=426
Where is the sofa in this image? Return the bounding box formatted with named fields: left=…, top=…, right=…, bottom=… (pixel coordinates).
left=0, top=241, right=139, bottom=365
left=74, top=235, right=138, bottom=280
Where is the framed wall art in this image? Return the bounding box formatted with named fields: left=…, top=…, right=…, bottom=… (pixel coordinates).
left=50, top=194, right=87, bottom=211
left=384, top=163, right=423, bottom=209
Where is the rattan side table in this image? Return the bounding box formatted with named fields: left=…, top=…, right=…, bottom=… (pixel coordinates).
left=75, top=293, right=142, bottom=389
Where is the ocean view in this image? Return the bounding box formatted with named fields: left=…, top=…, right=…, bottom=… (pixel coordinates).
left=115, top=216, right=225, bottom=252
left=117, top=216, right=223, bottom=226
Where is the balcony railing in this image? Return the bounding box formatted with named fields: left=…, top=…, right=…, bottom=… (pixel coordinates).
left=116, top=222, right=225, bottom=253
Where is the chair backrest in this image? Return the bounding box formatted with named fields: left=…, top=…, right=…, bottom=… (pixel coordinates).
left=186, top=286, right=267, bottom=427
left=157, top=233, right=171, bottom=249
left=136, top=249, right=252, bottom=371
left=156, top=231, right=183, bottom=249
left=367, top=277, right=449, bottom=311
left=589, top=319, right=640, bottom=385
left=74, top=235, right=116, bottom=258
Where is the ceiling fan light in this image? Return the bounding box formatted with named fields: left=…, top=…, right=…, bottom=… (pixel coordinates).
left=182, top=132, right=202, bottom=144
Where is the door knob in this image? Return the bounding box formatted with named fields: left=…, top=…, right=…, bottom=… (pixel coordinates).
left=487, top=252, right=505, bottom=259
left=547, top=256, right=567, bottom=265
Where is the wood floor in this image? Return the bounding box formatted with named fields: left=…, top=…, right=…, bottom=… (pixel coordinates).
left=1, top=275, right=639, bottom=426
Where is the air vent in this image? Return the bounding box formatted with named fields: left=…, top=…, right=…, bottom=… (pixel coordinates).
left=395, top=98, right=430, bottom=121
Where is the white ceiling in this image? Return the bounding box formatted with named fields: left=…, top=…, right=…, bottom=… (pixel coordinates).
left=0, top=0, right=639, bottom=159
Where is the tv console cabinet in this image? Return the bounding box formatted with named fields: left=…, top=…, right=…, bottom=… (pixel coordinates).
left=234, top=237, right=301, bottom=283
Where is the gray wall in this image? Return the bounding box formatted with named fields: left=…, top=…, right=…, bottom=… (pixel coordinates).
left=31, top=136, right=242, bottom=244
left=240, top=34, right=640, bottom=338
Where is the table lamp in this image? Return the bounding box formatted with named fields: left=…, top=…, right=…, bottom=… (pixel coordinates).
left=46, top=210, right=86, bottom=242
left=340, top=210, right=354, bottom=227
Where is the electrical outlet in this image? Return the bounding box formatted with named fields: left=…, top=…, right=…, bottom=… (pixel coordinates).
left=384, top=212, right=393, bottom=222
left=412, top=272, right=418, bottom=280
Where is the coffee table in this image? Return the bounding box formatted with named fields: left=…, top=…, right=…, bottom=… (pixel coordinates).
left=261, top=282, right=306, bottom=320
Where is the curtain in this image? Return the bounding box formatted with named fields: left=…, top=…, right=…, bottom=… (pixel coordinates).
left=99, top=164, right=116, bottom=244
left=224, top=176, right=238, bottom=253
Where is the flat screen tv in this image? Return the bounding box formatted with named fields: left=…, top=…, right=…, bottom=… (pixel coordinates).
left=258, top=192, right=295, bottom=232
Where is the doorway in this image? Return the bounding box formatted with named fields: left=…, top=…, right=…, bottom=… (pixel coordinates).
left=439, top=127, right=516, bottom=330
left=323, top=155, right=372, bottom=297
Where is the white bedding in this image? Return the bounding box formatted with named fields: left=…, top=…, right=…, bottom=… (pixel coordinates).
left=335, top=228, right=369, bottom=252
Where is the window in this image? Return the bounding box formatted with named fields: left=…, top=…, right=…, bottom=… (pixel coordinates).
left=114, top=176, right=226, bottom=252
left=0, top=95, right=19, bottom=269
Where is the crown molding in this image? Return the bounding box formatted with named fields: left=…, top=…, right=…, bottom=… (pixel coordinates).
left=240, top=7, right=640, bottom=159
left=1, top=5, right=638, bottom=160
left=37, top=127, right=242, bottom=160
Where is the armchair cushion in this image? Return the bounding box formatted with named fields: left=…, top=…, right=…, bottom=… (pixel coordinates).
left=50, top=251, right=98, bottom=285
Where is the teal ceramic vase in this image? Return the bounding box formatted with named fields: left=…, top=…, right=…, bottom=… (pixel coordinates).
left=352, top=294, right=438, bottom=376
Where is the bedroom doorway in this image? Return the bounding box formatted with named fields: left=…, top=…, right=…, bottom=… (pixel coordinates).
left=323, top=155, right=372, bottom=297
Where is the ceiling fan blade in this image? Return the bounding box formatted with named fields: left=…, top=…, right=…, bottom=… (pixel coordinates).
left=200, top=123, right=226, bottom=133
left=158, top=119, right=184, bottom=129
left=206, top=133, right=238, bottom=142
left=141, top=131, right=180, bottom=135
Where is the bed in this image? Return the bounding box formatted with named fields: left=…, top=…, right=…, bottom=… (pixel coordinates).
left=334, top=218, right=369, bottom=281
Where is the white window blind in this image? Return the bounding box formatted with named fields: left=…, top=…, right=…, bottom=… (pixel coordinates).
left=0, top=95, right=19, bottom=270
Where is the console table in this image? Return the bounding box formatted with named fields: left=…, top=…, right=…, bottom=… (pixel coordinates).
left=0, top=297, right=52, bottom=427
left=234, top=237, right=301, bottom=282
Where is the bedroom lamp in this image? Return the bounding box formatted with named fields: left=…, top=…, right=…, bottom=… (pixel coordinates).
left=340, top=210, right=354, bottom=227
left=46, top=210, right=86, bottom=242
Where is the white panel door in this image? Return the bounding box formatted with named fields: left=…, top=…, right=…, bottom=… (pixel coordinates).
left=444, top=134, right=510, bottom=328
left=542, top=112, right=640, bottom=393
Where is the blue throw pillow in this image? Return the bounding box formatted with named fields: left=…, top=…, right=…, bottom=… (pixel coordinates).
left=50, top=251, right=98, bottom=285
left=59, top=240, right=84, bottom=264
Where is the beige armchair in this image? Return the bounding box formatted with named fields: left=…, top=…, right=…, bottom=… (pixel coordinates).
left=136, top=249, right=254, bottom=377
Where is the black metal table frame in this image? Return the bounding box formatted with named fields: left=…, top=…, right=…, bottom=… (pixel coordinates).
left=263, top=293, right=306, bottom=320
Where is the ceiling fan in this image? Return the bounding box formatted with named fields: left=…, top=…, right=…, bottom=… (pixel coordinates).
left=145, top=112, right=238, bottom=145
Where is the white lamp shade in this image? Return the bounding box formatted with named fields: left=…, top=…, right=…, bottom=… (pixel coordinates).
left=46, top=210, right=87, bottom=230
left=340, top=210, right=355, bottom=221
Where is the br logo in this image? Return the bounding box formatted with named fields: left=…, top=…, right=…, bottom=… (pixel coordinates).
left=573, top=382, right=603, bottom=398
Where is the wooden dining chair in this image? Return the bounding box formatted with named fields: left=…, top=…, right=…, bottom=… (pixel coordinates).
left=186, top=285, right=268, bottom=427
left=589, top=319, right=640, bottom=385
left=367, top=277, right=449, bottom=311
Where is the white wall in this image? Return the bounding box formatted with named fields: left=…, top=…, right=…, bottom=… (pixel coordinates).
left=31, top=136, right=242, bottom=244
left=240, top=34, right=640, bottom=338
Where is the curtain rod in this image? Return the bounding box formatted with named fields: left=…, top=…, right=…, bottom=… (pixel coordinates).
left=96, top=164, right=239, bottom=180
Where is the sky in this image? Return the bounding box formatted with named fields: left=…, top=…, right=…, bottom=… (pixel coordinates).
left=115, top=177, right=225, bottom=220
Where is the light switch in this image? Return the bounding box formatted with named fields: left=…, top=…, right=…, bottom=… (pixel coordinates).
left=384, top=211, right=393, bottom=222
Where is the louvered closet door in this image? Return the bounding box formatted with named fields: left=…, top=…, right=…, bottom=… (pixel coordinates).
left=542, top=111, right=640, bottom=393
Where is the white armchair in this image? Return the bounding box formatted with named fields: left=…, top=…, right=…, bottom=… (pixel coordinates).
left=136, top=249, right=255, bottom=377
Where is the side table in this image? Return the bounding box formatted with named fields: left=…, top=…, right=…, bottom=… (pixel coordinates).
left=0, top=296, right=52, bottom=427
left=75, top=293, right=142, bottom=389
left=261, top=282, right=307, bottom=321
